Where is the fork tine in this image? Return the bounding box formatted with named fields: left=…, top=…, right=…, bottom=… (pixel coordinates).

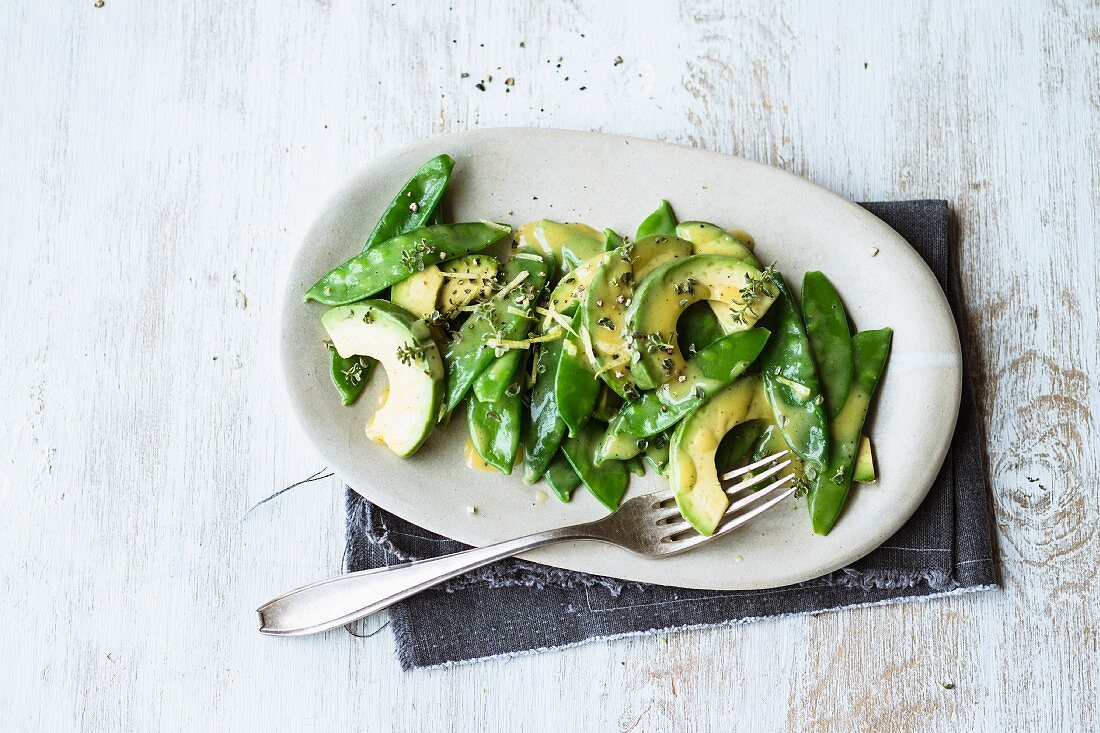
left=673, top=481, right=797, bottom=550
left=724, top=458, right=792, bottom=496
left=651, top=462, right=790, bottom=523
left=648, top=452, right=793, bottom=525
left=655, top=473, right=794, bottom=539
left=720, top=450, right=789, bottom=481
left=657, top=473, right=797, bottom=548
left=725, top=473, right=796, bottom=514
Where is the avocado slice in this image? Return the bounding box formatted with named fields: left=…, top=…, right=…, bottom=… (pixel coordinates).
left=515, top=219, right=604, bottom=276
left=630, top=234, right=693, bottom=282
left=853, top=435, right=876, bottom=482
left=675, top=222, right=760, bottom=268
left=438, top=255, right=498, bottom=315
left=541, top=252, right=604, bottom=331
left=390, top=265, right=444, bottom=318
left=322, top=300, right=444, bottom=457
left=676, top=222, right=763, bottom=327
left=626, top=254, right=778, bottom=390
left=668, top=375, right=772, bottom=535
left=391, top=255, right=498, bottom=318
left=582, top=249, right=635, bottom=398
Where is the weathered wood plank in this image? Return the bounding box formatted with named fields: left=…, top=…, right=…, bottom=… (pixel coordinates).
left=0, top=1, right=1095, bottom=730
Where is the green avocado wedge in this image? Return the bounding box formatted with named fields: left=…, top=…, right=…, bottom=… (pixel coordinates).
left=516, top=219, right=605, bottom=276
left=853, top=435, right=876, bottom=482
left=322, top=300, right=444, bottom=457
left=582, top=248, right=636, bottom=398
left=626, top=254, right=778, bottom=390
left=630, top=234, right=693, bottom=282
left=675, top=221, right=760, bottom=268
left=668, top=375, right=772, bottom=535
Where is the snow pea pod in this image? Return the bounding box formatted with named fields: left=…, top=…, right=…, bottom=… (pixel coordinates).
left=636, top=200, right=677, bottom=238
left=466, top=352, right=527, bottom=474
left=801, top=271, right=853, bottom=420
left=643, top=431, right=672, bottom=475
left=472, top=348, right=524, bottom=402
left=326, top=345, right=376, bottom=406
left=544, top=451, right=581, bottom=501
left=443, top=252, right=550, bottom=412
left=608, top=329, right=770, bottom=439
left=364, top=153, right=455, bottom=253
left=758, top=274, right=829, bottom=471
left=306, top=221, right=512, bottom=305
left=603, top=227, right=624, bottom=252
left=625, top=456, right=646, bottom=477
left=679, top=301, right=726, bottom=357
left=323, top=154, right=454, bottom=403
left=562, top=421, right=629, bottom=510
left=555, top=308, right=601, bottom=437
left=523, top=323, right=570, bottom=484
left=716, top=420, right=765, bottom=473
left=808, top=328, right=892, bottom=535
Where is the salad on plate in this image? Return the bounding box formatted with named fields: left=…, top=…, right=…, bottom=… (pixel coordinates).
left=303, top=154, right=891, bottom=537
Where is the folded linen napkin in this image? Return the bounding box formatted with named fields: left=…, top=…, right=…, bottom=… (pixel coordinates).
left=344, top=199, right=997, bottom=670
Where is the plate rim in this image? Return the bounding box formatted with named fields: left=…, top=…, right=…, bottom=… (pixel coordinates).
left=277, top=127, right=963, bottom=590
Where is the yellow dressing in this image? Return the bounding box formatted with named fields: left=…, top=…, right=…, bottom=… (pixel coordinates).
left=464, top=437, right=499, bottom=472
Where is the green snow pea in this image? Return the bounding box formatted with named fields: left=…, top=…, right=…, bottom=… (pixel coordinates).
left=322, top=154, right=454, bottom=403
left=751, top=423, right=792, bottom=463
left=643, top=431, right=672, bottom=475
left=444, top=251, right=550, bottom=412
left=603, top=228, right=625, bottom=252
left=758, top=274, right=829, bottom=471
left=326, top=345, right=376, bottom=406
left=472, top=348, right=524, bottom=403
left=716, top=420, right=766, bottom=473
left=607, top=329, right=770, bottom=439
left=808, top=328, right=891, bottom=535
left=678, top=301, right=726, bottom=357
left=466, top=352, right=527, bottom=474
left=523, top=323, right=571, bottom=484
left=305, top=221, right=512, bottom=305
left=562, top=421, right=629, bottom=510
left=363, top=154, right=455, bottom=255
left=555, top=307, right=601, bottom=437
left=593, top=386, right=623, bottom=422
left=636, top=200, right=677, bottom=238
left=544, top=451, right=581, bottom=501
left=801, top=271, right=853, bottom=420
left=625, top=456, right=646, bottom=477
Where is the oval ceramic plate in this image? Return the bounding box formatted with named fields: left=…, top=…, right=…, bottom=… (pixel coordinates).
left=280, top=128, right=961, bottom=590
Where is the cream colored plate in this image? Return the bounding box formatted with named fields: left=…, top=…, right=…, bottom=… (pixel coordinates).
left=279, top=128, right=961, bottom=590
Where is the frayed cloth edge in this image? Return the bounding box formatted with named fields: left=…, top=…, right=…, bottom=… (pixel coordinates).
left=394, top=582, right=999, bottom=671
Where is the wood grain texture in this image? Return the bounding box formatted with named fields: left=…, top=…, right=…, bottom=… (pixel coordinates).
left=1, top=1, right=1096, bottom=730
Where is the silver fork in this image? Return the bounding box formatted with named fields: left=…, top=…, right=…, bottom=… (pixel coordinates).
left=257, top=451, right=795, bottom=636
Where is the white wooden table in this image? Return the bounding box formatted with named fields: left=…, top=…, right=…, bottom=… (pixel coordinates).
left=3, top=2, right=1097, bottom=730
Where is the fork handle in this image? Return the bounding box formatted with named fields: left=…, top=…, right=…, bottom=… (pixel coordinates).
left=256, top=524, right=592, bottom=636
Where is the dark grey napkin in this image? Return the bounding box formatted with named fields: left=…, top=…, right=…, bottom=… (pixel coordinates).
left=345, top=200, right=997, bottom=670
